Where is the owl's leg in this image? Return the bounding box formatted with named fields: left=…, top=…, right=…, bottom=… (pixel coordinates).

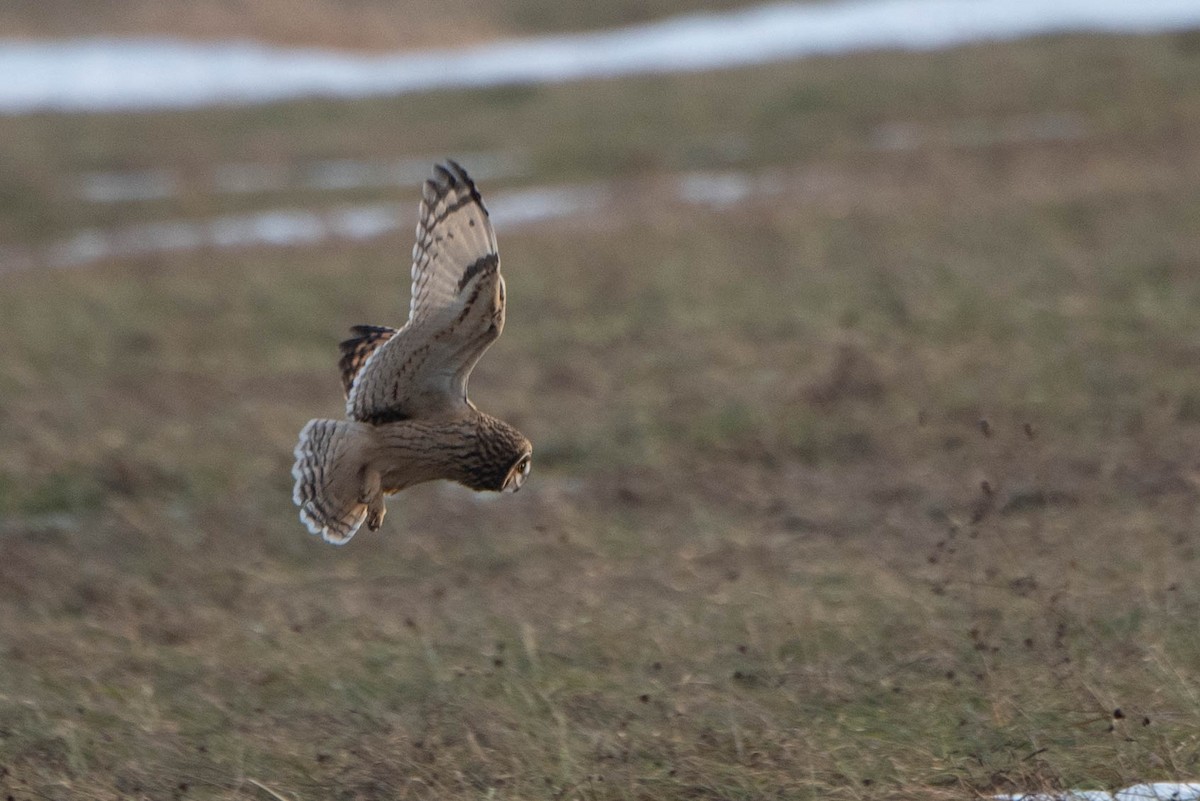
left=366, top=495, right=386, bottom=532
left=360, top=469, right=386, bottom=531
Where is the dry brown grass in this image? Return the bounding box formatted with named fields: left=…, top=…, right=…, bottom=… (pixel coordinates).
left=0, top=0, right=759, bottom=49
left=1, top=30, right=1200, bottom=801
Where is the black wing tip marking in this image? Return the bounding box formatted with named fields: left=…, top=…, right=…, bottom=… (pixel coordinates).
left=444, top=160, right=472, bottom=185
left=424, top=160, right=488, bottom=216
left=347, top=324, right=395, bottom=337
left=457, top=253, right=499, bottom=292
left=433, top=160, right=470, bottom=186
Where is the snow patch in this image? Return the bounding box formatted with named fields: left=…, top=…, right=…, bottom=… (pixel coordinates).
left=2, top=0, right=1200, bottom=113
left=996, top=783, right=1200, bottom=801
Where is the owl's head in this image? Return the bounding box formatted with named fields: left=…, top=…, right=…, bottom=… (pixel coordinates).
left=462, top=414, right=533, bottom=493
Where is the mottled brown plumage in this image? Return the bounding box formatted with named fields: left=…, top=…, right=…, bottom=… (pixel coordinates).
left=337, top=325, right=397, bottom=399
left=292, top=161, right=532, bottom=544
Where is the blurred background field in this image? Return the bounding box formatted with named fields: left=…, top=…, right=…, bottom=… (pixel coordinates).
left=0, top=0, right=760, bottom=48
left=2, top=3, right=1200, bottom=800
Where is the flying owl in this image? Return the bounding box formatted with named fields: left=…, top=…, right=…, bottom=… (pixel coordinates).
left=292, top=161, right=532, bottom=545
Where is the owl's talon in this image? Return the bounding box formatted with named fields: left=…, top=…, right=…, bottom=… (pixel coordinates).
left=365, top=494, right=386, bottom=531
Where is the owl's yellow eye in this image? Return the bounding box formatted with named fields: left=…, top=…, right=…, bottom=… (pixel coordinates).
left=503, top=454, right=531, bottom=492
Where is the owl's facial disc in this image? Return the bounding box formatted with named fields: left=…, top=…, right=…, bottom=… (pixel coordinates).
left=502, top=451, right=532, bottom=493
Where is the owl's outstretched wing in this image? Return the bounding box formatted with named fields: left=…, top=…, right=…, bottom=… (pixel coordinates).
left=346, top=161, right=506, bottom=423
left=408, top=161, right=500, bottom=327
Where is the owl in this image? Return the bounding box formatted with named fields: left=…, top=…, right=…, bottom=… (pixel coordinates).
left=292, top=161, right=532, bottom=545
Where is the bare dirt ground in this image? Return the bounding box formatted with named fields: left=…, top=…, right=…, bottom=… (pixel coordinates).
left=0, top=31, right=1199, bottom=801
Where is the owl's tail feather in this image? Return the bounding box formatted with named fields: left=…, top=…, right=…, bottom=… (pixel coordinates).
left=292, top=419, right=375, bottom=545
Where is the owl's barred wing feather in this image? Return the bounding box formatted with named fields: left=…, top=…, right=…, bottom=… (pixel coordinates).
left=338, top=325, right=397, bottom=399
left=346, top=162, right=506, bottom=423
left=409, top=161, right=499, bottom=325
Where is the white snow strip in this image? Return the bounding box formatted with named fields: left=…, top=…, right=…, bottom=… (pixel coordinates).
left=994, top=792, right=1114, bottom=801
left=2, top=0, right=1199, bottom=113
left=677, top=172, right=788, bottom=208
left=996, top=784, right=1200, bottom=801
left=11, top=181, right=610, bottom=271
left=1115, top=784, right=1200, bottom=801
left=487, top=185, right=608, bottom=228
left=83, top=152, right=528, bottom=202
left=326, top=203, right=404, bottom=241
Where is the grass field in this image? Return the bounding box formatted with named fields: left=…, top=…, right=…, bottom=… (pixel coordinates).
left=2, top=30, right=1200, bottom=801
left=0, top=0, right=761, bottom=49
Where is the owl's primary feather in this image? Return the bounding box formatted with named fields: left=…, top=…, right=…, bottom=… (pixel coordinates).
left=293, top=161, right=532, bottom=545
